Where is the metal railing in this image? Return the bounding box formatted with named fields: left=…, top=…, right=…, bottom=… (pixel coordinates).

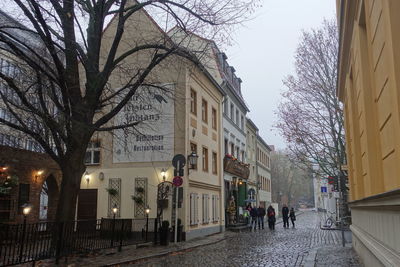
left=0, top=217, right=157, bottom=266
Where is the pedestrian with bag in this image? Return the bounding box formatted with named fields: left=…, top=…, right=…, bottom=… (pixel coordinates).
left=289, top=207, right=296, bottom=228
left=257, top=205, right=266, bottom=229
left=267, top=205, right=276, bottom=230
left=250, top=205, right=258, bottom=230
left=282, top=204, right=289, bottom=228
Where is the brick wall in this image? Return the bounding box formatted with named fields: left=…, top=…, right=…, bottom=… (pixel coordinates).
left=0, top=145, right=61, bottom=223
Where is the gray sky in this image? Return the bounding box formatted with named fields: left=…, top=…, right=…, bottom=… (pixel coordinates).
left=226, top=0, right=336, bottom=149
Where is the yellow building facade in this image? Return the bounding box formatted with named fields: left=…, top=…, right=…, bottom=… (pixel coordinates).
left=80, top=6, right=225, bottom=241
left=337, top=0, right=400, bottom=265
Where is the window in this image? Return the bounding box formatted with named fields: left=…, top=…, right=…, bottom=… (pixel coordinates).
left=230, top=103, right=234, bottom=120
left=224, top=139, right=228, bottom=155
left=190, top=89, right=197, bottom=115
left=241, top=115, right=244, bottom=130
left=190, top=193, right=198, bottom=225
left=85, top=140, right=101, bottom=165
left=241, top=151, right=245, bottom=162
left=201, top=99, right=208, bottom=123
left=202, top=147, right=209, bottom=172
left=190, top=143, right=198, bottom=170
left=223, top=99, right=228, bottom=114
left=212, top=195, right=219, bottom=222
left=236, top=110, right=239, bottom=125
left=212, top=152, right=217, bottom=174
left=231, top=143, right=235, bottom=156
left=211, top=108, right=217, bottom=130
left=236, top=147, right=240, bottom=160
left=202, top=194, right=209, bottom=224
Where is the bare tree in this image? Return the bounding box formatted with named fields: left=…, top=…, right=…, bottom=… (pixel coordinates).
left=0, top=0, right=257, bottom=222
left=275, top=19, right=346, bottom=179
left=271, top=150, right=313, bottom=209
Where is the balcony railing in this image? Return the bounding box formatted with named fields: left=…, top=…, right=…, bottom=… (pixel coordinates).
left=223, top=155, right=250, bottom=179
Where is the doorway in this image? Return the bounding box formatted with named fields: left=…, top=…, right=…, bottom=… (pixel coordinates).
left=77, top=189, right=98, bottom=220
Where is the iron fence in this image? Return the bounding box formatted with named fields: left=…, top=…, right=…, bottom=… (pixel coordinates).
left=0, top=217, right=157, bottom=266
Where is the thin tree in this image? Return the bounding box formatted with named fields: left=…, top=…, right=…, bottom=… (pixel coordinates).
left=0, top=0, right=257, bottom=221
left=276, top=19, right=346, bottom=179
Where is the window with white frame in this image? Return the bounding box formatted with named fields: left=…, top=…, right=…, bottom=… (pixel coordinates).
left=202, top=194, right=209, bottom=224
left=85, top=140, right=101, bottom=165
left=190, top=193, right=199, bottom=225
left=212, top=195, right=219, bottom=222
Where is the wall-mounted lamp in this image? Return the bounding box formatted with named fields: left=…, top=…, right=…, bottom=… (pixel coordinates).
left=238, top=178, right=243, bottom=185
left=84, top=171, right=90, bottom=187
left=35, top=170, right=44, bottom=183
left=188, top=151, right=199, bottom=169
left=161, top=169, right=166, bottom=182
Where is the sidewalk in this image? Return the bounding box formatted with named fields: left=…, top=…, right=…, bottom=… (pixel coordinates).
left=27, top=231, right=235, bottom=267
left=302, top=245, right=362, bottom=267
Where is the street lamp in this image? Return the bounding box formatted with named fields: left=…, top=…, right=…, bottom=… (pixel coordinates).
left=111, top=204, right=118, bottom=247
left=188, top=151, right=199, bottom=169
left=145, top=206, right=151, bottom=241
left=20, top=203, right=32, bottom=262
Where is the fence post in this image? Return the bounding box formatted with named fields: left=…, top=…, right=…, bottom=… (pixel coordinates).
left=118, top=220, right=124, bottom=252
left=55, top=222, right=64, bottom=264
left=18, top=217, right=27, bottom=263
left=153, top=218, right=158, bottom=245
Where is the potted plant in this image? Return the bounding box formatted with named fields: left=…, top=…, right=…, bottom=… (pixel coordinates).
left=132, top=195, right=144, bottom=205
left=159, top=220, right=170, bottom=245
left=106, top=188, right=118, bottom=196
left=135, top=186, right=145, bottom=193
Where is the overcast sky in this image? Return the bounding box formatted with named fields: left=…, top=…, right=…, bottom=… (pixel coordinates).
left=225, top=0, right=336, bottom=149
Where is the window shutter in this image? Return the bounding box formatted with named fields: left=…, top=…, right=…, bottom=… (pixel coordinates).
left=207, top=195, right=210, bottom=223
left=190, top=193, right=193, bottom=225
left=217, top=196, right=220, bottom=221
left=202, top=194, right=205, bottom=224
left=195, top=194, right=199, bottom=224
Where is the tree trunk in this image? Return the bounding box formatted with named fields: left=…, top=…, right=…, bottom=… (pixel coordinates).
left=55, top=156, right=87, bottom=222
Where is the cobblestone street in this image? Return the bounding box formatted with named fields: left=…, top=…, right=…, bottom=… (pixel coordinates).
left=120, top=212, right=361, bottom=267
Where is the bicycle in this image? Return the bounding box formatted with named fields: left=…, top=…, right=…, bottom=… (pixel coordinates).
left=323, top=211, right=338, bottom=228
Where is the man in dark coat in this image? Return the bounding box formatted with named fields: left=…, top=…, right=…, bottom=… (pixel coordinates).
left=250, top=205, right=258, bottom=229
left=267, top=205, right=276, bottom=230
left=282, top=204, right=290, bottom=228
left=257, top=205, right=266, bottom=229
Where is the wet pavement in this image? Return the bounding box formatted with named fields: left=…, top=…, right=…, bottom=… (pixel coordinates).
left=121, top=211, right=362, bottom=267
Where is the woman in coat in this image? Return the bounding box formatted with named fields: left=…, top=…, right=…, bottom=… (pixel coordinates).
left=267, top=205, right=276, bottom=230
left=289, top=207, right=296, bottom=228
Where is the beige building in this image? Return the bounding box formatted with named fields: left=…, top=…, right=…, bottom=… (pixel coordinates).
left=256, top=136, right=272, bottom=208
left=337, top=0, right=400, bottom=265
left=246, top=119, right=258, bottom=205
left=82, top=7, right=225, bottom=240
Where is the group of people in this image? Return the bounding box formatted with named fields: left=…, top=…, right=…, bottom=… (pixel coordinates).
left=282, top=205, right=296, bottom=228
left=245, top=204, right=296, bottom=230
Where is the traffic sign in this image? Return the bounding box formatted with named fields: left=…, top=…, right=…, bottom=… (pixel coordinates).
left=173, top=176, right=183, bottom=187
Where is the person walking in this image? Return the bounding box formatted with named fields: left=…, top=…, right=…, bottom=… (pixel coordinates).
left=257, top=205, right=266, bottom=229
left=267, top=205, right=276, bottom=230
left=289, top=207, right=296, bottom=228
left=282, top=204, right=289, bottom=228
left=250, top=205, right=258, bottom=230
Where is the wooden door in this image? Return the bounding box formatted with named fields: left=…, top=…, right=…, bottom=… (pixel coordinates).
left=77, top=189, right=98, bottom=220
